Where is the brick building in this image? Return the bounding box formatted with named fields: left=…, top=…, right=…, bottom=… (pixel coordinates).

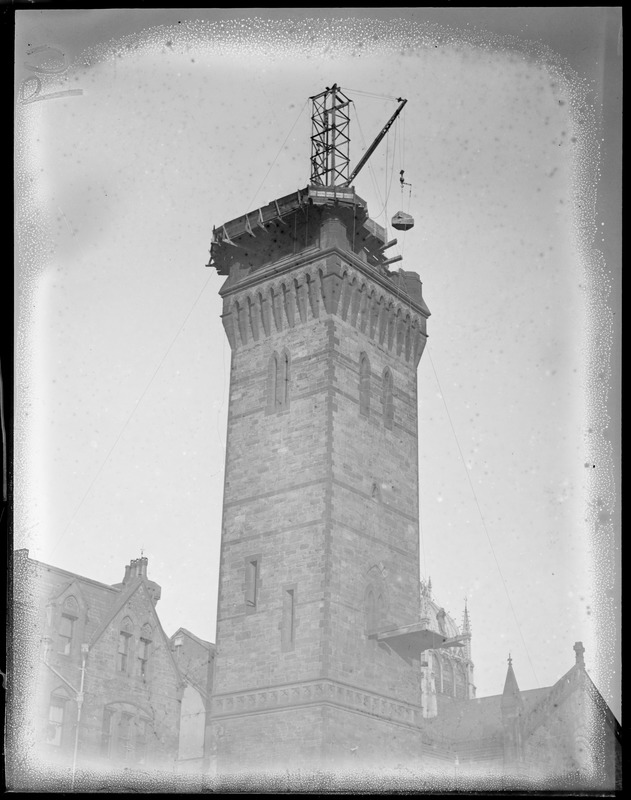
left=10, top=551, right=211, bottom=780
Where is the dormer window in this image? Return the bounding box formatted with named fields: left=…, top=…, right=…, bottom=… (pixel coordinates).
left=58, top=595, right=79, bottom=655
left=58, top=614, right=74, bottom=655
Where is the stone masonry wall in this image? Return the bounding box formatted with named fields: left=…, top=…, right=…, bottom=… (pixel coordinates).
left=212, top=244, right=429, bottom=773
left=327, top=314, right=422, bottom=705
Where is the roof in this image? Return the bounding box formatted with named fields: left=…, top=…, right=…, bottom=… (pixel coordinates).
left=427, top=686, right=551, bottom=745
left=170, top=626, right=215, bottom=651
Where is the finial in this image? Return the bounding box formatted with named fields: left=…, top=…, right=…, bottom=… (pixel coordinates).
left=508, top=653, right=512, bottom=667
left=573, top=641, right=585, bottom=667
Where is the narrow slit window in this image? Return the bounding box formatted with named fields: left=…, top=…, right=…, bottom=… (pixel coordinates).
left=275, top=353, right=283, bottom=408
left=366, top=589, right=377, bottom=633
left=282, top=587, right=296, bottom=650
left=245, top=559, right=258, bottom=607
left=282, top=351, right=290, bottom=407
left=137, top=627, right=152, bottom=679
left=382, top=368, right=394, bottom=429
left=359, top=353, right=370, bottom=416
left=118, top=631, right=132, bottom=673
left=268, top=351, right=290, bottom=412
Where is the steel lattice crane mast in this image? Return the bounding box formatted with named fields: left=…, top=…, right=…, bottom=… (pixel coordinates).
left=309, top=84, right=408, bottom=191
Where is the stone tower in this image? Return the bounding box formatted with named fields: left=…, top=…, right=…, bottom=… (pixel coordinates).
left=207, top=88, right=433, bottom=775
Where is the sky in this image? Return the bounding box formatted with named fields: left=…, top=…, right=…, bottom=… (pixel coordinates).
left=14, top=8, right=621, bottom=721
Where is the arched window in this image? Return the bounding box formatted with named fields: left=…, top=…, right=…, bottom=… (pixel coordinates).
left=376, top=593, right=385, bottom=628
left=366, top=588, right=377, bottom=633
left=443, top=658, right=454, bottom=697
left=58, top=595, right=79, bottom=655
left=101, top=703, right=152, bottom=764
left=382, top=368, right=394, bottom=429
left=433, top=653, right=443, bottom=693
left=268, top=350, right=290, bottom=412
left=455, top=664, right=467, bottom=699
left=359, top=353, right=370, bottom=416
left=118, top=616, right=133, bottom=674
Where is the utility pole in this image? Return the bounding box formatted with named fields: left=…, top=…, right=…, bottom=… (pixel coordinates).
left=70, top=644, right=89, bottom=791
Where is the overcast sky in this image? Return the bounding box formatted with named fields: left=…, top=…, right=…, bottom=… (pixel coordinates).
left=14, top=8, right=621, bottom=721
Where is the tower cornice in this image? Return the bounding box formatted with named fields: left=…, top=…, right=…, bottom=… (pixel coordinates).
left=220, top=244, right=430, bottom=321
left=219, top=249, right=429, bottom=366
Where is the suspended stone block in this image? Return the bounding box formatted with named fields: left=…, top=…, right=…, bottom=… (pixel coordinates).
left=391, top=211, right=414, bottom=231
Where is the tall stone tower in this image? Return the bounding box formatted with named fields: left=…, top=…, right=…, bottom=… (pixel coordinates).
left=208, top=87, right=435, bottom=774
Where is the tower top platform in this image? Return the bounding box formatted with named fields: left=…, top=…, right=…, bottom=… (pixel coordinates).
left=208, top=184, right=429, bottom=316
left=209, top=184, right=387, bottom=275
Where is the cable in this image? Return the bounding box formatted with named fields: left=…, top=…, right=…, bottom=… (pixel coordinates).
left=245, top=99, right=309, bottom=214
left=365, top=123, right=399, bottom=224
left=425, top=344, right=540, bottom=686
left=344, top=87, right=399, bottom=102
left=49, top=274, right=215, bottom=556
left=352, top=104, right=384, bottom=210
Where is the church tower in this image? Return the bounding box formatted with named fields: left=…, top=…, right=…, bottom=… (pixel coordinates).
left=207, top=86, right=433, bottom=774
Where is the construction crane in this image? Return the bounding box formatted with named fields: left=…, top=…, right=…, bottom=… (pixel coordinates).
left=208, top=85, right=416, bottom=272
left=309, top=84, right=413, bottom=231
left=342, top=97, right=407, bottom=188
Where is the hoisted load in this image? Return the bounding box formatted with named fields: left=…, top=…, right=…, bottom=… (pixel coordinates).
left=391, top=211, right=414, bottom=231
left=392, top=170, right=414, bottom=231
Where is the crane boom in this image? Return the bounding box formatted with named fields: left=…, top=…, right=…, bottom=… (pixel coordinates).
left=342, top=97, right=407, bottom=187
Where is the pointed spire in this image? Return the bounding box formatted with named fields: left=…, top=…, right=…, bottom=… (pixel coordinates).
left=462, top=598, right=471, bottom=634
left=427, top=576, right=432, bottom=600
left=461, top=598, right=472, bottom=662
left=501, top=653, right=523, bottom=711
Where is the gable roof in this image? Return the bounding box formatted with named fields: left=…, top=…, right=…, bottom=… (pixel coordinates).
left=427, top=686, right=552, bottom=746
left=87, top=577, right=184, bottom=686
left=170, top=626, right=215, bottom=650
left=522, top=661, right=621, bottom=738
